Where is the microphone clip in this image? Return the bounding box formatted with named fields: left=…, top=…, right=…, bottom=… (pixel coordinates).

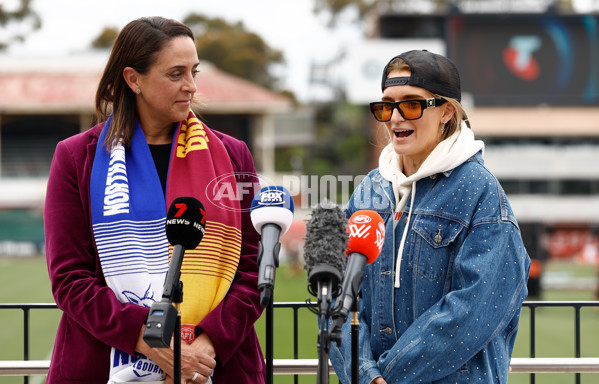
left=144, top=242, right=188, bottom=349
left=144, top=280, right=183, bottom=349
left=306, top=264, right=342, bottom=315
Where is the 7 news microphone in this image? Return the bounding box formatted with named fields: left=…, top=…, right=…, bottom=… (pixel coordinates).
left=144, top=197, right=206, bottom=348
left=331, top=210, right=385, bottom=343
left=250, top=186, right=294, bottom=307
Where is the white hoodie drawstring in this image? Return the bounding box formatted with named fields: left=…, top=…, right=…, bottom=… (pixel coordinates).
left=394, top=181, right=416, bottom=288
left=379, top=124, right=484, bottom=289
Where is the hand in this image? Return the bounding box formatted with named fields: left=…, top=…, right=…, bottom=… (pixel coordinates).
left=372, top=377, right=387, bottom=384
left=135, top=326, right=216, bottom=383
left=190, top=332, right=216, bottom=359
left=135, top=325, right=175, bottom=378
left=176, top=334, right=216, bottom=384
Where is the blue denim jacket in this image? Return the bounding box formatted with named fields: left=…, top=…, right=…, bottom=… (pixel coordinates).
left=329, top=152, right=530, bottom=384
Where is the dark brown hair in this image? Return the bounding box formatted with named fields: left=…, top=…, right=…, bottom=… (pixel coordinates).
left=95, top=17, right=194, bottom=149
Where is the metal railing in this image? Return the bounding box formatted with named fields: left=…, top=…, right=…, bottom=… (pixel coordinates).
left=518, top=301, right=599, bottom=384
left=2, top=301, right=599, bottom=383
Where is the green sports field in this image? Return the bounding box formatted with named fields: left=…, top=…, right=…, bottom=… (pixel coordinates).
left=1, top=257, right=598, bottom=384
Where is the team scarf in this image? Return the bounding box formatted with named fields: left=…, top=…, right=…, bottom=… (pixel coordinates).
left=90, top=110, right=242, bottom=382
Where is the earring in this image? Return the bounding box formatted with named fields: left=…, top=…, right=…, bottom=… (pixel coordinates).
left=441, top=121, right=447, bottom=134
left=136, top=89, right=141, bottom=94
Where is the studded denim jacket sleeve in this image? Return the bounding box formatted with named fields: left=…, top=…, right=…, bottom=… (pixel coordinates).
left=329, top=153, right=531, bottom=384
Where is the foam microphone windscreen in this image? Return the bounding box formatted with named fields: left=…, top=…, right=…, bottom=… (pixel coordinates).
left=303, top=201, right=348, bottom=276
left=346, top=210, right=385, bottom=263
left=165, top=197, right=206, bottom=250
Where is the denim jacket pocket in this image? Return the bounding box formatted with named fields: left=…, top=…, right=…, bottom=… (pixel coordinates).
left=411, top=214, right=464, bottom=280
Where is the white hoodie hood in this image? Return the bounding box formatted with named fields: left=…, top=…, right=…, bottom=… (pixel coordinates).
left=378, top=122, right=484, bottom=287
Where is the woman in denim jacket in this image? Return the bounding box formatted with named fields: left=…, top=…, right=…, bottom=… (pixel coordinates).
left=329, top=50, right=530, bottom=384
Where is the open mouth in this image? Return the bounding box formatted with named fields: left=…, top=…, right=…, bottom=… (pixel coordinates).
left=394, top=129, right=413, bottom=138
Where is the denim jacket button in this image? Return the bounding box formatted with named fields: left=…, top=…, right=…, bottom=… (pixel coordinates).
left=381, top=327, right=393, bottom=334
left=434, top=229, right=443, bottom=244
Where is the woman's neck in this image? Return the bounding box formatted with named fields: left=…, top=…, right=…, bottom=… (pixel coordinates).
left=140, top=121, right=175, bottom=145
left=401, top=156, right=420, bottom=177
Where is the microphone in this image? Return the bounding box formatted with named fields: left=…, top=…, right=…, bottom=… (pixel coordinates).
left=144, top=197, right=206, bottom=348
left=332, top=210, right=385, bottom=333
left=303, top=201, right=347, bottom=382
left=250, top=186, right=294, bottom=307
left=303, top=201, right=347, bottom=315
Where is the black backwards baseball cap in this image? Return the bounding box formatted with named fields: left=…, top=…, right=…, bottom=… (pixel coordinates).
left=381, top=50, right=462, bottom=102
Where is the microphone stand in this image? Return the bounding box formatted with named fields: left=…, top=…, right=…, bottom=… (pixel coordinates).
left=350, top=295, right=360, bottom=384
left=317, top=279, right=333, bottom=384
left=308, top=265, right=341, bottom=384
left=144, top=244, right=186, bottom=384
left=331, top=276, right=363, bottom=384
left=265, top=296, right=274, bottom=384
left=172, top=282, right=183, bottom=384
left=256, top=223, right=282, bottom=384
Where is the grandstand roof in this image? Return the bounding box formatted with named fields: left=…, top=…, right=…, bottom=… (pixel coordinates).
left=0, top=71, right=99, bottom=113
left=0, top=54, right=291, bottom=114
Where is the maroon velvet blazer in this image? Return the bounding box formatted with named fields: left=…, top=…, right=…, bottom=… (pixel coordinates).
left=44, top=123, right=265, bottom=383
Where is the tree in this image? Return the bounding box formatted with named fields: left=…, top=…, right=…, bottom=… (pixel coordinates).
left=88, top=14, right=286, bottom=91
left=303, top=101, right=371, bottom=176
left=0, top=0, right=41, bottom=50
left=313, top=0, right=377, bottom=27
left=313, top=0, right=578, bottom=27
left=91, top=27, right=119, bottom=49
left=183, top=13, right=284, bottom=90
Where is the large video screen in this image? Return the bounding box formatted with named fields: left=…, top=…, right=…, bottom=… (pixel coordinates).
left=447, top=14, right=599, bottom=106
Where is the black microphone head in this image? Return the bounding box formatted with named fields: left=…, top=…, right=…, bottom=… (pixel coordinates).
left=166, top=197, right=206, bottom=250
left=303, top=201, right=347, bottom=293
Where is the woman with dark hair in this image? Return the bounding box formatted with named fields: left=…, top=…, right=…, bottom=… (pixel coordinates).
left=45, top=17, right=265, bottom=383
left=329, top=50, right=530, bottom=384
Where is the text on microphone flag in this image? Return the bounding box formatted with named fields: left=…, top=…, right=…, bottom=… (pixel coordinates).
left=251, top=185, right=295, bottom=212
left=376, top=222, right=385, bottom=250
left=173, top=203, right=206, bottom=225
left=346, top=210, right=385, bottom=261
left=174, top=203, right=187, bottom=217
left=348, top=223, right=372, bottom=239
left=352, top=214, right=372, bottom=224
left=259, top=190, right=285, bottom=204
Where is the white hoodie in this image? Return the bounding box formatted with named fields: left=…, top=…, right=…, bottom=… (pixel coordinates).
left=377, top=123, right=485, bottom=288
